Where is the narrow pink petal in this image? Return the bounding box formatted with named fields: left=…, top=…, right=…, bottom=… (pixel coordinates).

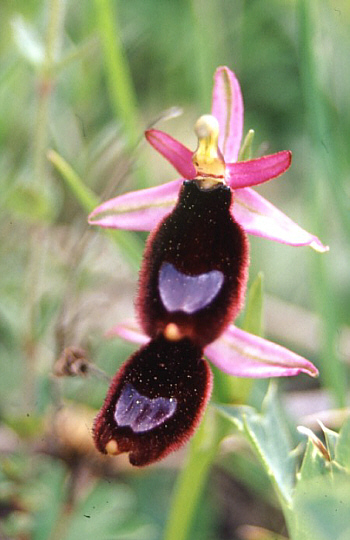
left=105, top=320, right=149, bottom=345
left=211, top=66, right=243, bottom=163
left=88, top=179, right=182, bottom=230
left=205, top=325, right=319, bottom=378
left=232, top=188, right=329, bottom=252
left=226, top=151, right=292, bottom=189
left=111, top=320, right=318, bottom=379
left=145, top=129, right=196, bottom=179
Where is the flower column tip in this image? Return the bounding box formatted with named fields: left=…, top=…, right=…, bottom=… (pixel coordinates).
left=192, top=114, right=226, bottom=188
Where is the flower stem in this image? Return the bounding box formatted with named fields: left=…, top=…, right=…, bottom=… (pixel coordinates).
left=163, top=410, right=227, bottom=540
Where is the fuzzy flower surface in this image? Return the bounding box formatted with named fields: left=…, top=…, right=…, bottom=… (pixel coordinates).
left=89, top=66, right=323, bottom=381
left=91, top=67, right=323, bottom=466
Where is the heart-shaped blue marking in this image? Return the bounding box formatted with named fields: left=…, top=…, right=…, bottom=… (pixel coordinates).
left=115, top=383, right=177, bottom=433
left=158, top=262, right=224, bottom=314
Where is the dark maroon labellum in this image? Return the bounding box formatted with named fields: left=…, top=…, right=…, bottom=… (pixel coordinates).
left=93, top=335, right=212, bottom=466
left=94, top=180, right=249, bottom=466
left=137, top=180, right=249, bottom=348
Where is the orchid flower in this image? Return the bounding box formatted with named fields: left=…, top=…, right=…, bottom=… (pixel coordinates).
left=91, top=66, right=322, bottom=467
left=89, top=66, right=328, bottom=253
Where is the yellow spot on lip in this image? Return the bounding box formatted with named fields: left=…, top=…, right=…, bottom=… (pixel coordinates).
left=192, top=114, right=226, bottom=188
left=164, top=323, right=183, bottom=341
left=105, top=439, right=119, bottom=455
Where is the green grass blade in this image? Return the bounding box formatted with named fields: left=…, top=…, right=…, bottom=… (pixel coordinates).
left=48, top=150, right=142, bottom=270
left=94, top=0, right=139, bottom=149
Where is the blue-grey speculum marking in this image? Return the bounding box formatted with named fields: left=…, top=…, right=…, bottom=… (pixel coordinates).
left=158, top=262, right=224, bottom=314
left=115, top=383, right=177, bottom=433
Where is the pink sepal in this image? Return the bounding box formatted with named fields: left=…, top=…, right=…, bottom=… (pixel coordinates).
left=145, top=129, right=196, bottom=179
left=205, top=325, right=319, bottom=378
left=88, top=179, right=182, bottom=230
left=211, top=66, right=244, bottom=162
left=233, top=188, right=329, bottom=252
left=227, top=151, right=292, bottom=189
left=105, top=320, right=150, bottom=345
left=108, top=320, right=319, bottom=379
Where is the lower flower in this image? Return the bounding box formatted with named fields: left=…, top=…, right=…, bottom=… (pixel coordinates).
left=93, top=320, right=318, bottom=466
left=93, top=334, right=212, bottom=466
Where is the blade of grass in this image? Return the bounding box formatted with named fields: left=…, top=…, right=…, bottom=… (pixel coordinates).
left=94, top=0, right=139, bottom=150
left=48, top=150, right=142, bottom=270
left=190, top=0, right=224, bottom=109
left=298, top=0, right=346, bottom=405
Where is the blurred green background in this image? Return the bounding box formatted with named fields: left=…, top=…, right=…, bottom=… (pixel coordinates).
left=0, top=0, right=349, bottom=539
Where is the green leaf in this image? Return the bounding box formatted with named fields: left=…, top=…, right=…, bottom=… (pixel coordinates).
left=290, top=420, right=350, bottom=539
left=296, top=438, right=329, bottom=483
left=238, top=129, right=255, bottom=161
left=335, top=417, right=350, bottom=471
left=321, top=423, right=339, bottom=461
left=31, top=459, right=67, bottom=540
left=66, top=481, right=155, bottom=540
left=216, top=383, right=296, bottom=504
left=293, top=476, right=350, bottom=540
left=243, top=272, right=264, bottom=336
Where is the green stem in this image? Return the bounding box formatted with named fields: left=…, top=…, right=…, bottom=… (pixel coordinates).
left=298, top=0, right=346, bottom=405
left=164, top=410, right=227, bottom=540
left=190, top=0, right=223, bottom=109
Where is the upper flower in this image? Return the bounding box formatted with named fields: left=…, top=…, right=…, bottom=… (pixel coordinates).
left=89, top=66, right=328, bottom=253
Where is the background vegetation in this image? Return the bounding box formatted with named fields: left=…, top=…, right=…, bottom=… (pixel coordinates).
left=1, top=1, right=349, bottom=539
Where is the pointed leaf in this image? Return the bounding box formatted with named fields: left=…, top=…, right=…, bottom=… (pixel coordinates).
left=335, top=417, right=350, bottom=470
left=217, top=384, right=296, bottom=503
left=318, top=421, right=338, bottom=461
left=297, top=426, right=331, bottom=463
left=297, top=437, right=329, bottom=482
left=226, top=151, right=292, bottom=189
left=88, top=179, right=181, bottom=230
left=243, top=272, right=264, bottom=337
left=211, top=66, right=243, bottom=162
left=233, top=187, right=329, bottom=252
left=205, top=325, right=319, bottom=378
left=145, top=129, right=196, bottom=179
left=237, top=129, right=255, bottom=161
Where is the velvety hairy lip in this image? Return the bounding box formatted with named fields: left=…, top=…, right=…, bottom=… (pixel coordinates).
left=93, top=335, right=212, bottom=466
